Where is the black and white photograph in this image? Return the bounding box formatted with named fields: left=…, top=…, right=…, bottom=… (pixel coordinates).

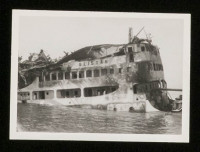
left=10, top=10, right=190, bottom=142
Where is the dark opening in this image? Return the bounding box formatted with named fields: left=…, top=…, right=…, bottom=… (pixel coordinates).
left=129, top=54, right=134, bottom=62
left=66, top=91, right=69, bottom=97
left=72, top=72, right=77, bottom=79
left=128, top=47, right=133, bottom=53
left=128, top=47, right=134, bottom=62
left=79, top=71, right=84, bottom=78
left=110, top=68, right=114, bottom=74
left=149, top=63, right=153, bottom=71
left=57, top=89, right=81, bottom=98
left=111, top=87, right=117, bottom=92
left=58, top=72, right=63, bottom=80
left=129, top=107, right=134, bottom=112
left=119, top=68, right=122, bottom=73
left=86, top=88, right=93, bottom=97
left=86, top=70, right=92, bottom=77
left=39, top=75, right=43, bottom=82
left=94, top=69, right=100, bottom=77
left=52, top=73, right=57, bottom=80
left=45, top=74, right=50, bottom=81
left=65, top=72, right=70, bottom=79
left=153, top=63, right=156, bottom=71
left=84, top=85, right=119, bottom=97
left=39, top=91, right=45, bottom=99
left=133, top=85, right=137, bottom=94
left=74, top=90, right=78, bottom=96
left=141, top=46, right=145, bottom=52
left=101, top=69, right=107, bottom=76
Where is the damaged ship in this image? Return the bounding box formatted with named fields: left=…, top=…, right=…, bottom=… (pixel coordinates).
left=18, top=27, right=179, bottom=112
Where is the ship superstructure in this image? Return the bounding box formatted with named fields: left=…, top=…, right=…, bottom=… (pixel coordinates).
left=18, top=28, right=173, bottom=112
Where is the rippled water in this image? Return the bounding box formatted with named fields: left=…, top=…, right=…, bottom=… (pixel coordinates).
left=17, top=103, right=182, bottom=134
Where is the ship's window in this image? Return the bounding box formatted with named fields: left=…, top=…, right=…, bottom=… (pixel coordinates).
left=72, top=72, right=77, bottom=79
left=79, top=71, right=84, bottom=78
left=127, top=67, right=131, bottom=72
left=111, top=87, right=117, bottom=92
left=119, top=68, right=122, bottom=73
left=86, top=70, right=92, bottom=77
left=84, top=85, right=119, bottom=97
left=145, top=85, right=148, bottom=91
left=149, top=63, right=153, bottom=71
left=145, top=45, right=149, bottom=51
left=32, top=90, right=54, bottom=100
left=58, top=72, right=63, bottom=80
left=159, top=64, right=162, bottom=71
left=128, top=47, right=133, bottom=53
left=94, top=69, right=100, bottom=77
left=39, top=75, right=43, bottom=82
left=18, top=92, right=31, bottom=100
left=66, top=91, right=69, bottom=97
left=110, top=68, right=114, bottom=74
left=57, top=89, right=81, bottom=98
left=141, top=46, right=145, bottom=52
left=153, top=63, right=156, bottom=71
left=100, top=59, right=103, bottom=64
left=65, top=72, right=70, bottom=79
left=52, top=73, right=57, bottom=80
left=101, top=69, right=107, bottom=76
left=105, top=60, right=108, bottom=63
left=155, top=64, right=157, bottom=71
left=161, top=80, right=166, bottom=88
left=74, top=90, right=78, bottom=96
left=45, top=74, right=50, bottom=81
left=133, top=85, right=137, bottom=94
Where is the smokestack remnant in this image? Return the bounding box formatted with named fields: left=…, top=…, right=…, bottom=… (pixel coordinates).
left=128, top=27, right=133, bottom=43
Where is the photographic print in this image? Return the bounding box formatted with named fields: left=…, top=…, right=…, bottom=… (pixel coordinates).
left=10, top=10, right=190, bottom=142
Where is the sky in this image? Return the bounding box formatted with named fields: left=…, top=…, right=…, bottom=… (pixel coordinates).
left=18, top=15, right=184, bottom=89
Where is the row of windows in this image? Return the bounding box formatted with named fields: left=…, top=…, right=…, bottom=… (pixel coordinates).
left=18, top=92, right=30, bottom=96
left=152, top=63, right=163, bottom=71
left=18, top=86, right=119, bottom=100
left=40, top=68, right=122, bottom=82
left=127, top=45, right=147, bottom=53
left=127, top=45, right=158, bottom=55
left=133, top=80, right=166, bottom=93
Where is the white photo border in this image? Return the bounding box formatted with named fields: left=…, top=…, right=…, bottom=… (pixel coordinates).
left=10, top=10, right=190, bottom=143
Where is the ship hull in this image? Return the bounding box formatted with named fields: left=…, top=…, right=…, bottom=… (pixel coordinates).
left=18, top=87, right=159, bottom=113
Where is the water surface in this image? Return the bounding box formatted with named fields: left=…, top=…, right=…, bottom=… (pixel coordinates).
left=17, top=103, right=182, bottom=134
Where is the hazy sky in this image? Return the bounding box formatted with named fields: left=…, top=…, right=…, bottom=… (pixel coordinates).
left=19, top=15, right=183, bottom=89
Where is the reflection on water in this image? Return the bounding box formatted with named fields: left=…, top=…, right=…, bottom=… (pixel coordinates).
left=17, top=103, right=182, bottom=134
